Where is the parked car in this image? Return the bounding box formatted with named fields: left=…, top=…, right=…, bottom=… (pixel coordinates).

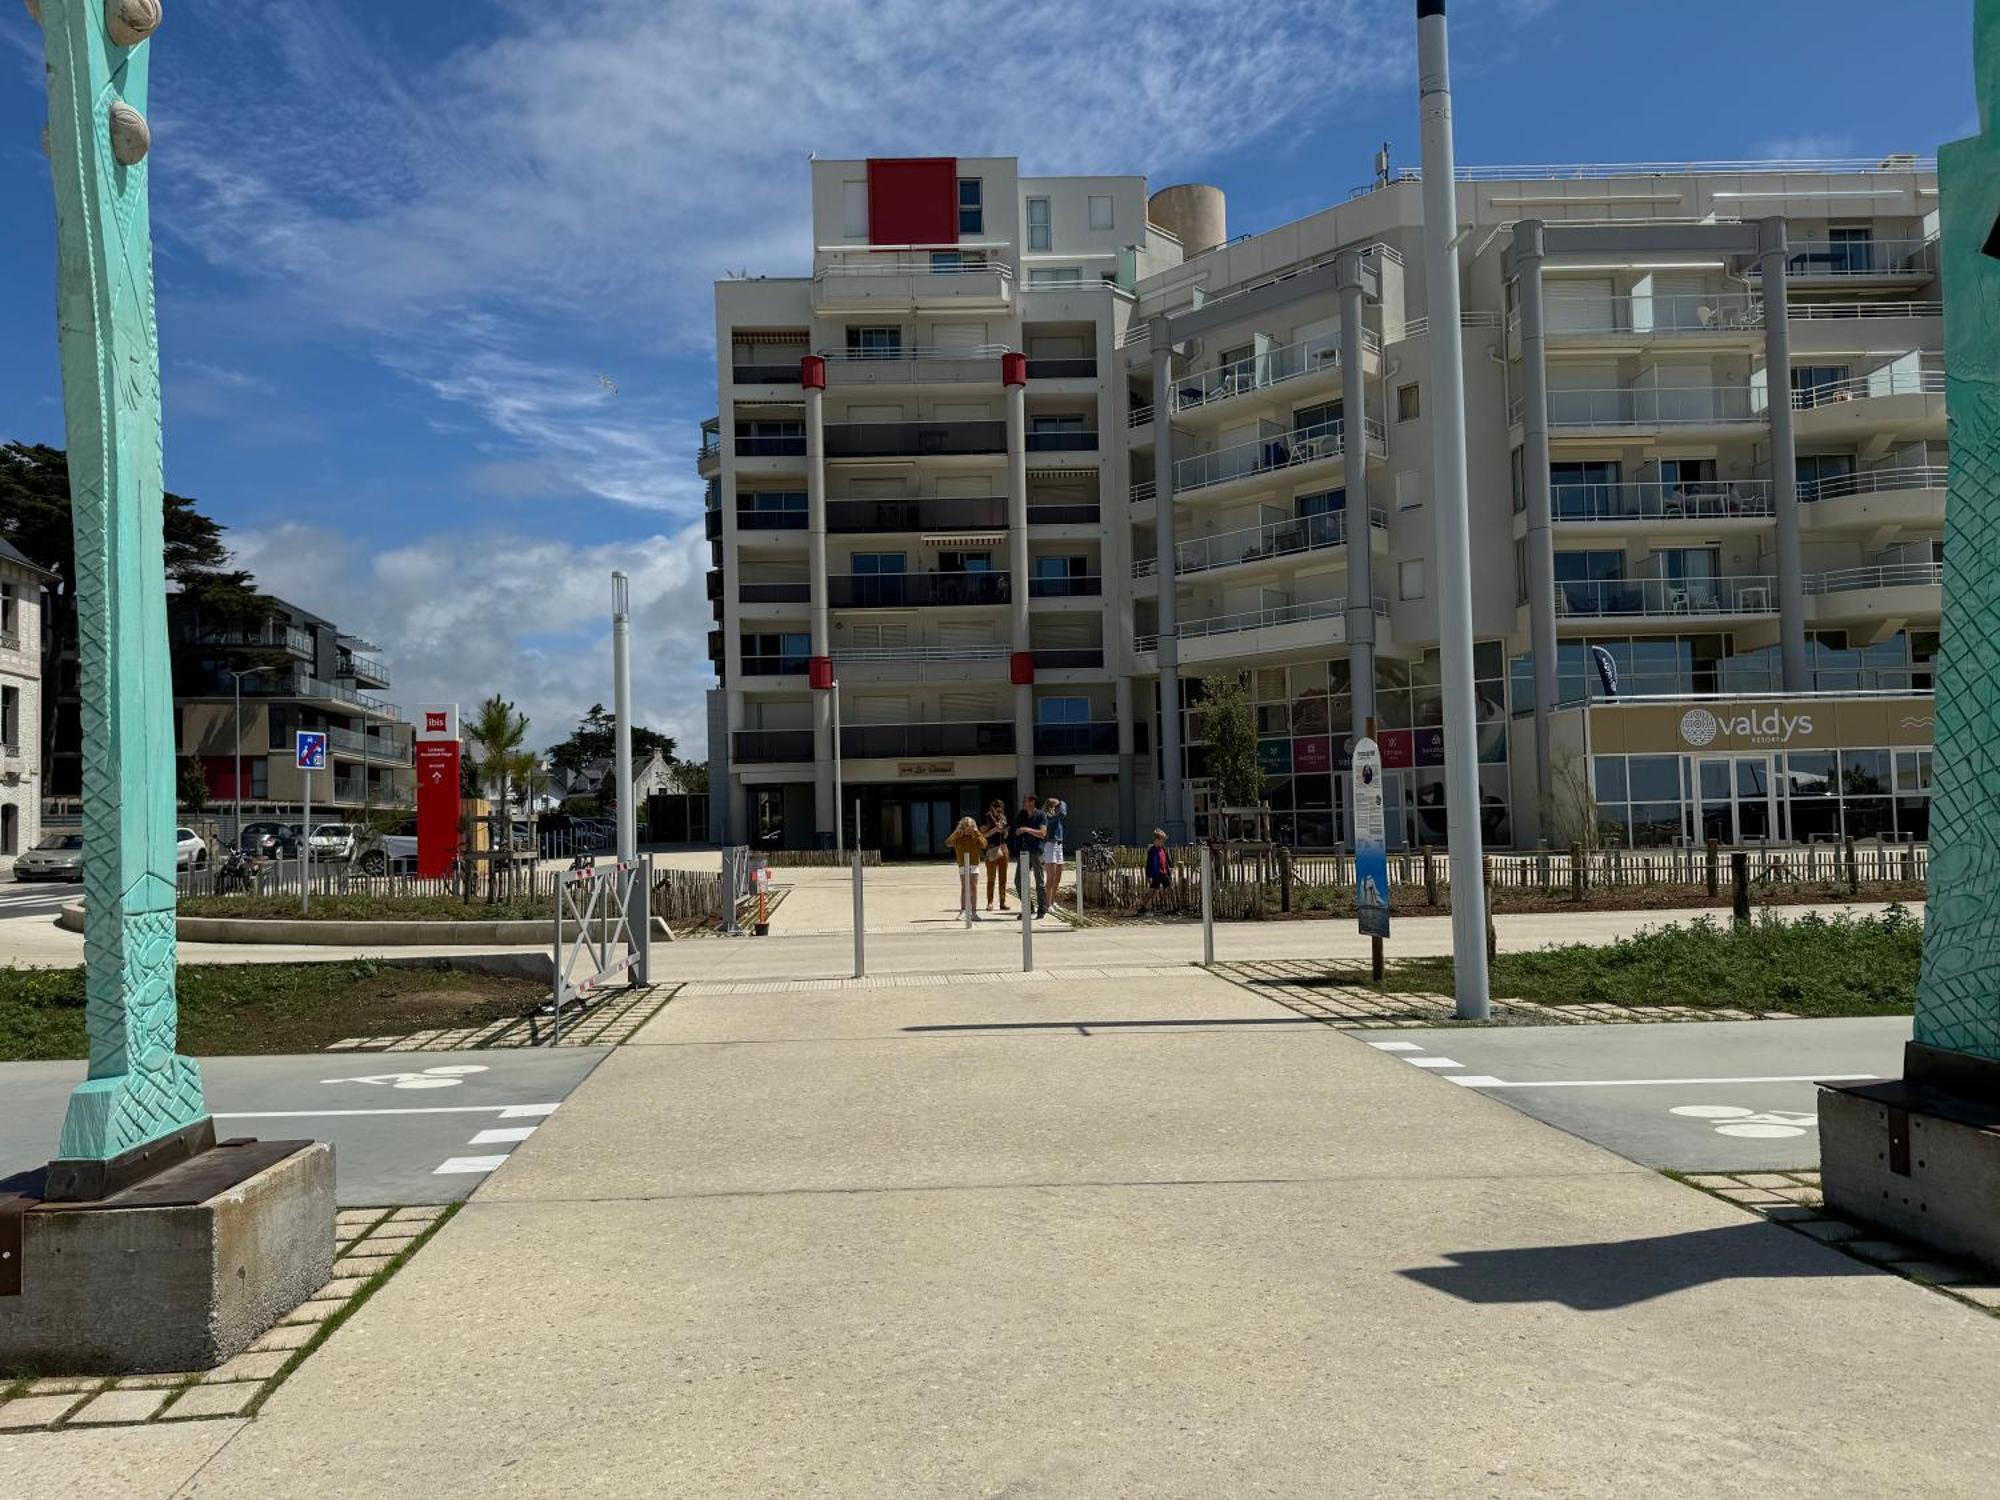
left=257, top=826, right=303, bottom=861
left=13, top=831, right=83, bottom=881
left=238, top=820, right=300, bottom=858
left=357, top=818, right=420, bottom=875
left=309, top=823, right=359, bottom=862
left=176, top=826, right=211, bottom=871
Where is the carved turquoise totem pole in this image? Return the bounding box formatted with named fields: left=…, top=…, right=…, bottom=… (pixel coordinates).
left=31, top=0, right=210, bottom=1163
left=1918, top=0, right=2000, bottom=1066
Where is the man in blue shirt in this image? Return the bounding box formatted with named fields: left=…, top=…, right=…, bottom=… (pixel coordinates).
left=1009, top=793, right=1048, bottom=916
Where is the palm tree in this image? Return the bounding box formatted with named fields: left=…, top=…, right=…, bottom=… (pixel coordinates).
left=465, top=695, right=529, bottom=901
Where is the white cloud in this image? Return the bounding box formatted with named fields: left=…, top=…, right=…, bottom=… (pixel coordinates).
left=228, top=523, right=717, bottom=759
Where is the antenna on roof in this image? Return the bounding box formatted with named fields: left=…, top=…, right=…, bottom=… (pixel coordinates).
left=1375, top=141, right=1392, bottom=186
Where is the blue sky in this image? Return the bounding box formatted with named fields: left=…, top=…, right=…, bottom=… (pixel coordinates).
left=0, top=0, right=1976, bottom=757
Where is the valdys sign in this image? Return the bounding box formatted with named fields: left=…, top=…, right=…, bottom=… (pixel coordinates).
left=1678, top=705, right=1815, bottom=748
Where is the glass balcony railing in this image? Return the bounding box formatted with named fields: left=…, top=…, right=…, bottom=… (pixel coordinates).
left=735, top=434, right=808, bottom=457
left=1799, top=466, right=1949, bottom=502
left=1028, top=575, right=1101, bottom=599
left=1534, top=293, right=1763, bottom=337
left=1774, top=237, right=1939, bottom=277
left=733, top=729, right=814, bottom=762
left=1789, top=369, right=1946, bottom=409
left=823, top=421, right=1007, bottom=458
left=1174, top=419, right=1383, bottom=494
left=1531, top=386, right=1761, bottom=428
left=1172, top=507, right=1387, bottom=577
left=827, top=495, right=1007, bottom=532
left=840, top=721, right=1015, bottom=758
left=828, top=572, right=1011, bottom=608
left=1031, top=646, right=1105, bottom=670
left=1171, top=330, right=1380, bottom=413
left=1175, top=596, right=1385, bottom=642
left=1553, top=575, right=1779, bottom=618
left=1025, top=428, right=1098, bottom=453
left=740, top=656, right=810, bottom=678
left=1806, top=563, right=1943, bottom=594
left=1551, top=480, right=1774, bottom=522
left=1033, top=722, right=1122, bottom=756
left=738, top=582, right=811, bottom=604
left=732, top=361, right=806, bottom=385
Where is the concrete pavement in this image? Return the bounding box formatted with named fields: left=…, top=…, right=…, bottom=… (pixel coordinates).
left=9, top=964, right=1981, bottom=1497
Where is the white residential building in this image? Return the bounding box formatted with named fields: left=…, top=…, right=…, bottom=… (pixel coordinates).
left=0, top=538, right=53, bottom=874
left=702, top=154, right=1943, bottom=857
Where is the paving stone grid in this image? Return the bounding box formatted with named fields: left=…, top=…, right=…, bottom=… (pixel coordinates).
left=676, top=963, right=1197, bottom=997
left=0, top=1205, right=455, bottom=1432
left=1679, top=1171, right=2000, bottom=1318
left=1214, top=959, right=1806, bottom=1029
left=324, top=982, right=679, bottom=1052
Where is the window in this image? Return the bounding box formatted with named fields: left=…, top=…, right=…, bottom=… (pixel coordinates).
left=1027, top=197, right=1051, bottom=252
left=957, top=178, right=983, bottom=235
left=1037, top=696, right=1090, bottom=724
left=1396, top=382, right=1421, bottom=423
left=1, top=804, right=15, bottom=856
left=1, top=582, right=15, bottom=636
left=938, top=550, right=993, bottom=573
left=1395, top=471, right=1423, bottom=511
left=930, top=251, right=963, bottom=271
left=841, top=180, right=868, bottom=238
left=1400, top=559, right=1426, bottom=601
left=1828, top=225, right=1875, bottom=273
left=852, top=553, right=907, bottom=575
left=1, top=685, right=16, bottom=747
left=1791, top=364, right=1852, bottom=409
left=1294, top=399, right=1341, bottom=436
left=1087, top=195, right=1114, bottom=231
left=1796, top=452, right=1857, bottom=501
left=846, top=326, right=902, bottom=356
left=1550, top=460, right=1621, bottom=520
left=1027, top=267, right=1082, bottom=287
left=1031, top=414, right=1086, bottom=434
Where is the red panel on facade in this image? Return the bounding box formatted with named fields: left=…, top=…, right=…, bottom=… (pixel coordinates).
left=1010, top=652, right=1036, bottom=686
left=800, top=354, right=826, bottom=390
left=415, top=741, right=462, bottom=879
left=809, top=656, right=834, bottom=690
left=867, top=157, right=958, bottom=248
left=1000, top=351, right=1028, bottom=387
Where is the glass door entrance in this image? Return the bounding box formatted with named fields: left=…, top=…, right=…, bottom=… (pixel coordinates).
left=1695, top=755, right=1779, bottom=844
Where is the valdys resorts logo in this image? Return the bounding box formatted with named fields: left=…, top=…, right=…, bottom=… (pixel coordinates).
left=1678, top=705, right=1815, bottom=747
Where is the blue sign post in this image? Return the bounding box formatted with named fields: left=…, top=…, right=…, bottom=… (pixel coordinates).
left=296, top=731, right=326, bottom=913
left=1353, top=737, right=1391, bottom=960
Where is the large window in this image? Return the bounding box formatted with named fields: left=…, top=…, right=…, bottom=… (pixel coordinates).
left=852, top=552, right=907, bottom=575
left=846, top=326, right=902, bottom=356
left=1550, top=461, right=1621, bottom=520
left=1026, top=197, right=1051, bottom=252
left=1037, top=696, right=1090, bottom=724
left=1087, top=195, right=1114, bottom=231
left=957, top=178, right=983, bottom=235
left=1796, top=452, right=1857, bottom=501
left=1792, top=364, right=1852, bottom=408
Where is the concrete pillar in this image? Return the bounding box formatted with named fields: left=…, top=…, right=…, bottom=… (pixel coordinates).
left=1758, top=217, right=1810, bottom=692
left=803, top=359, right=834, bottom=843
left=1337, top=252, right=1379, bottom=742
left=1151, top=320, right=1188, bottom=841
left=1115, top=674, right=1137, bottom=842
left=1512, top=220, right=1559, bottom=816
left=1004, top=355, right=1034, bottom=799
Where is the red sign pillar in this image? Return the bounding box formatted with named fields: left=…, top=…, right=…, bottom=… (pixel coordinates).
left=415, top=703, right=461, bottom=879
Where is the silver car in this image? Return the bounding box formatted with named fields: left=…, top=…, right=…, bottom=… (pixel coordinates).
left=14, top=832, right=83, bottom=881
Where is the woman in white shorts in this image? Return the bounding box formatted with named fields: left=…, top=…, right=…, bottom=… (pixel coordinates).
left=1042, top=796, right=1068, bottom=909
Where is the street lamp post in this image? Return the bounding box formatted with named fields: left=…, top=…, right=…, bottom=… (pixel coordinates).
left=831, top=678, right=844, bottom=854
left=227, top=667, right=257, bottom=853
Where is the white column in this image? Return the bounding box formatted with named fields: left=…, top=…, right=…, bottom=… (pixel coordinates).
left=1759, top=217, right=1810, bottom=692
left=804, top=359, right=834, bottom=844
left=1151, top=323, right=1187, bottom=841
left=1005, top=356, right=1034, bottom=800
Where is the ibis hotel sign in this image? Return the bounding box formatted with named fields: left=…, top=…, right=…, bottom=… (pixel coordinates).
left=1586, top=696, right=1936, bottom=755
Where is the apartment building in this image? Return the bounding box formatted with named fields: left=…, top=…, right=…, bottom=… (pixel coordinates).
left=703, top=154, right=1944, bottom=856
left=170, top=593, right=415, bottom=826
left=0, top=538, right=53, bottom=873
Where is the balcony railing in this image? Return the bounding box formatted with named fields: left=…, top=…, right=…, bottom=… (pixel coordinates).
left=1525, top=386, right=1762, bottom=429
left=1131, top=479, right=1157, bottom=504
left=736, top=434, right=807, bottom=457
left=339, top=651, right=390, bottom=685
left=1028, top=575, right=1102, bottom=598
left=323, top=725, right=411, bottom=763
left=733, top=729, right=814, bottom=762
left=1807, top=562, right=1943, bottom=594
left=1033, top=722, right=1121, bottom=756
left=1174, top=419, right=1383, bottom=494
left=1171, top=330, right=1381, bottom=414
left=1774, top=238, right=1939, bottom=277
left=829, top=646, right=1010, bottom=682
left=740, top=655, right=810, bottom=677
left=1171, top=507, right=1387, bottom=577
left=1176, top=595, right=1385, bottom=642
left=1788, top=300, right=1942, bottom=321
left=828, top=571, right=1011, bottom=608
left=739, top=581, right=811, bottom=604
left=1025, top=428, right=1098, bottom=453
left=330, top=778, right=369, bottom=804
left=1800, top=465, right=1949, bottom=502
left=288, top=676, right=399, bottom=718
left=817, top=256, right=1014, bottom=281
left=736, top=504, right=808, bottom=531
left=1554, top=575, right=1779, bottom=618
left=1789, top=369, right=1946, bottom=409
left=819, top=346, right=1011, bottom=385
left=841, top=721, right=1014, bottom=758
left=824, top=420, right=1007, bottom=458
left=1551, top=480, right=1774, bottom=522
left=184, top=623, right=315, bottom=657
left=1531, top=293, right=1762, bottom=337
left=732, top=362, right=805, bottom=384
left=1027, top=500, right=1100, bottom=525
left=1026, top=357, right=1097, bottom=378
left=1128, top=402, right=1155, bottom=428
left=828, top=495, right=1006, bottom=532
left=1031, top=647, right=1104, bottom=670
left=0, top=629, right=19, bottom=652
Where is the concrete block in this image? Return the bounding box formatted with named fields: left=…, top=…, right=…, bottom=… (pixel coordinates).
left=0, top=1143, right=334, bottom=1376
left=1820, top=1087, right=2000, bottom=1277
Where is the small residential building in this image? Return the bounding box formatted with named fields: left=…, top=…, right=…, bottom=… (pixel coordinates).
left=0, top=538, right=52, bottom=873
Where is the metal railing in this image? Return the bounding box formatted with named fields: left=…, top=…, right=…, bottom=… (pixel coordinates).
left=1788, top=300, right=1942, bottom=320
left=1524, top=386, right=1763, bottom=428
left=830, top=646, right=1011, bottom=682
left=1528, top=293, right=1762, bottom=337
left=816, top=255, right=1013, bottom=280
left=827, top=571, right=1012, bottom=608
left=1772, top=238, right=1939, bottom=277
left=736, top=505, right=808, bottom=531
left=1131, top=479, right=1157, bottom=504
left=1789, top=368, right=1946, bottom=409
left=819, top=343, right=1012, bottom=361
left=826, top=495, right=1007, bottom=532
left=339, top=651, right=390, bottom=684
left=1033, top=722, right=1122, bottom=756
left=739, top=581, right=811, bottom=604
left=1807, top=562, right=1944, bottom=594
left=0, top=629, right=21, bottom=653
left=1027, top=500, right=1101, bottom=525
left=1554, top=575, right=1779, bottom=617
left=1353, top=158, right=1935, bottom=195
left=1799, top=465, right=1949, bottom=502
left=841, top=721, right=1014, bottom=758
left=1171, top=506, right=1387, bottom=576
left=823, top=420, right=1007, bottom=458
left=1173, top=418, right=1383, bottom=493
left=1551, top=479, right=1774, bottom=522
left=1028, top=575, right=1102, bottom=598
left=183, top=623, right=315, bottom=656
left=733, top=362, right=805, bottom=384
left=1396, top=310, right=1505, bottom=340
left=1128, top=402, right=1155, bottom=427
left=1175, top=595, right=1387, bottom=642
left=1170, top=330, right=1379, bottom=414
left=291, top=676, right=399, bottom=717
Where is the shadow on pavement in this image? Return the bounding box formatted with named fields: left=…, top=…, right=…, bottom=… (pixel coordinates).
left=903, top=1017, right=1325, bottom=1033
left=1402, top=1224, right=1875, bottom=1310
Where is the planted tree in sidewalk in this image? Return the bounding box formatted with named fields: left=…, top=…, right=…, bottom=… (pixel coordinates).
left=1202, top=670, right=1265, bottom=815
left=465, top=695, right=530, bottom=902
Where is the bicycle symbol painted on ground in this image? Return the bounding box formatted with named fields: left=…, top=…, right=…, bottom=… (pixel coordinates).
left=1669, top=1104, right=1816, bottom=1139
left=321, top=1065, right=490, bottom=1091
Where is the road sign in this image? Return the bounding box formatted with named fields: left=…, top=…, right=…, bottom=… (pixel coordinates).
left=295, top=730, right=327, bottom=770
left=1353, top=736, right=1390, bottom=939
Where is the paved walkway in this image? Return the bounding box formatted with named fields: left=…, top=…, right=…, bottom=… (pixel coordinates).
left=14, top=963, right=1995, bottom=1496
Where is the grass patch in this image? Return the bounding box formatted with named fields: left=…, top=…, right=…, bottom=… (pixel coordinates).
left=178, top=893, right=550, bottom=922
left=0, top=962, right=546, bottom=1060
left=1390, top=906, right=1921, bottom=1017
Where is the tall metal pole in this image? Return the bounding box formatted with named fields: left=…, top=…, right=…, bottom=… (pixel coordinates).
left=1416, top=0, right=1491, bottom=1020
left=231, top=669, right=245, bottom=852
left=831, top=679, right=844, bottom=854
left=612, top=572, right=635, bottom=863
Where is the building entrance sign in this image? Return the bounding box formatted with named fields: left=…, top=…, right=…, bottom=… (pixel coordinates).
left=1352, top=737, right=1390, bottom=939
left=414, top=703, right=461, bottom=880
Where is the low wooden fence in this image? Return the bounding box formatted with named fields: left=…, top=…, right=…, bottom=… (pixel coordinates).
left=762, top=848, right=882, bottom=868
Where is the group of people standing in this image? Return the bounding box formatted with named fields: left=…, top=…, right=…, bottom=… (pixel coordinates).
left=947, top=794, right=1069, bottom=919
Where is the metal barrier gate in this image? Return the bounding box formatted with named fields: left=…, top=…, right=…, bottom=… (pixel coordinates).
left=541, top=855, right=652, bottom=1043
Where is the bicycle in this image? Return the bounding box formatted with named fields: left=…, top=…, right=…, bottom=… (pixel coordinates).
left=1081, top=828, right=1119, bottom=874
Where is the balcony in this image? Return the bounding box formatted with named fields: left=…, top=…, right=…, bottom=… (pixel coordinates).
left=1152, top=596, right=1388, bottom=666
left=739, top=581, right=811, bottom=605
left=1175, top=596, right=1383, bottom=643
left=1787, top=368, right=1947, bottom=441
left=1130, top=479, right=1157, bottom=505
left=1171, top=507, right=1386, bottom=579
left=1769, top=237, right=1939, bottom=281
left=827, top=495, right=1005, bottom=532
left=1027, top=498, right=1100, bottom=525
left=824, top=420, right=1007, bottom=459
left=1554, top=575, right=1779, bottom=621
left=1031, top=647, right=1104, bottom=670
left=697, top=420, right=720, bottom=474
left=1523, top=293, right=1762, bottom=342
left=1806, top=562, right=1943, bottom=624
left=830, top=646, right=1009, bottom=684
left=733, top=729, right=814, bottom=763
left=740, top=655, right=810, bottom=678
left=821, top=347, right=1007, bottom=387
left=1170, top=331, right=1377, bottom=416
left=1522, top=386, right=1761, bottom=432
left=286, top=676, right=399, bottom=718
left=339, top=651, right=390, bottom=688
left=1790, top=368, right=1945, bottom=411
left=705, top=570, right=723, bottom=601
left=811, top=255, right=1013, bottom=315
left=1801, top=465, right=1948, bottom=531
left=705, top=508, right=724, bottom=540
left=707, top=629, right=725, bottom=663
left=1025, top=428, right=1099, bottom=453
left=1026, top=357, right=1097, bottom=379
left=733, top=362, right=804, bottom=385
left=841, top=721, right=1014, bottom=759
left=736, top=433, right=807, bottom=458
left=324, top=725, right=411, bottom=764
left=1808, top=561, right=1943, bottom=595
left=1173, top=419, right=1383, bottom=496
left=183, top=622, right=315, bottom=658
left=1551, top=480, right=1774, bottom=524
left=828, top=571, right=1011, bottom=608
left=1033, top=722, right=1121, bottom=756
left=1028, top=575, right=1102, bottom=599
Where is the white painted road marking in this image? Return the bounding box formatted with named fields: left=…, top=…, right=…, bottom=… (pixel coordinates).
left=1671, top=1104, right=1818, bottom=1139
left=434, top=1155, right=511, bottom=1175
left=468, top=1126, right=538, bottom=1145
left=1368, top=1041, right=1424, bottom=1052
left=1449, top=1073, right=1878, bottom=1090
left=1408, top=1057, right=1463, bottom=1069
left=499, top=1103, right=560, bottom=1119
left=216, top=1103, right=562, bottom=1119
left=321, top=1065, right=491, bottom=1091
left=1447, top=1075, right=1506, bottom=1087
